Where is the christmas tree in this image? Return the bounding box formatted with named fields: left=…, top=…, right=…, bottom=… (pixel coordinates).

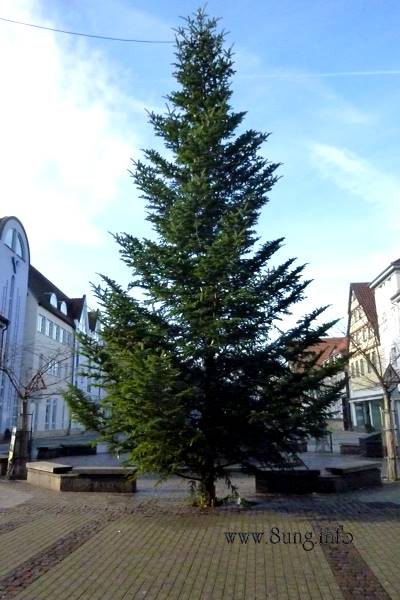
left=65, top=9, right=343, bottom=506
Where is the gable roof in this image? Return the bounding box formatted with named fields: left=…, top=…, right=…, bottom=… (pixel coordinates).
left=28, top=265, right=85, bottom=328
left=68, top=297, right=85, bottom=321
left=349, top=282, right=379, bottom=334
left=309, top=337, right=348, bottom=366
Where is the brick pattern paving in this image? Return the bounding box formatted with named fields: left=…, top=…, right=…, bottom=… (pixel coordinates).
left=311, top=520, right=391, bottom=600
left=0, top=512, right=123, bottom=599
left=0, top=512, right=94, bottom=577
left=341, top=519, right=400, bottom=599
left=12, top=513, right=345, bottom=600
left=0, top=476, right=398, bottom=599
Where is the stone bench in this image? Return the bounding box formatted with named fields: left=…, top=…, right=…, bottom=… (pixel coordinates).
left=26, top=462, right=137, bottom=493
left=36, top=444, right=96, bottom=460
left=340, top=443, right=362, bottom=455
left=318, top=463, right=381, bottom=493
left=0, top=454, right=8, bottom=476
left=255, top=469, right=321, bottom=494
left=255, top=462, right=382, bottom=495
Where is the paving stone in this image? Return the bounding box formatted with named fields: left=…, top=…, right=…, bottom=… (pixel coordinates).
left=0, top=474, right=397, bottom=598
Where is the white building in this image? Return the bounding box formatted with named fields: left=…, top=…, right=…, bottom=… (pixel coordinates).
left=0, top=217, right=30, bottom=433
left=1, top=215, right=101, bottom=438
left=347, top=282, right=382, bottom=431
left=370, top=259, right=400, bottom=432
left=24, top=266, right=100, bottom=436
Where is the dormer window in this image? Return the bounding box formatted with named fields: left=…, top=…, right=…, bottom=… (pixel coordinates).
left=59, top=301, right=67, bottom=315
left=49, top=293, right=57, bottom=308
left=4, top=228, right=25, bottom=260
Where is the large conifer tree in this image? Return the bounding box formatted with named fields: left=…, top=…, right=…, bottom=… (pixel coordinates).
left=66, top=9, right=343, bottom=506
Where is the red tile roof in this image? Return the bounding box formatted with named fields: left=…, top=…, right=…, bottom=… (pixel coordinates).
left=309, top=337, right=348, bottom=366
left=349, top=282, right=378, bottom=333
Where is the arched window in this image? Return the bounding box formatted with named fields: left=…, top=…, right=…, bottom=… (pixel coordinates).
left=49, top=293, right=57, bottom=308
left=3, top=228, right=25, bottom=260
left=15, top=233, right=24, bottom=259
left=4, top=228, right=14, bottom=249
left=59, top=301, right=67, bottom=315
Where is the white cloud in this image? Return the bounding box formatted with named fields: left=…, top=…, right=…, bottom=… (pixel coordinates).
left=238, top=69, right=400, bottom=79
left=310, top=143, right=400, bottom=229
left=0, top=0, right=147, bottom=252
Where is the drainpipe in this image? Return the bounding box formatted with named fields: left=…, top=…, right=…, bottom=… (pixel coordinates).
left=0, top=317, right=10, bottom=431
left=66, top=324, right=76, bottom=436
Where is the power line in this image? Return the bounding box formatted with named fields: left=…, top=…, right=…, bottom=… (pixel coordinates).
left=0, top=16, right=173, bottom=44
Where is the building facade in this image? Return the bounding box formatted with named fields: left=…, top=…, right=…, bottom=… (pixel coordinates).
left=0, top=217, right=30, bottom=433
left=370, top=259, right=400, bottom=434
left=347, top=282, right=383, bottom=431
left=0, top=215, right=100, bottom=438
left=310, top=336, right=349, bottom=430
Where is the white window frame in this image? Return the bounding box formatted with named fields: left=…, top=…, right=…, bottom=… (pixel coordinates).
left=37, top=314, right=46, bottom=334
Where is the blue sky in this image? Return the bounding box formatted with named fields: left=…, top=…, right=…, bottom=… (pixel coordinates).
left=1, top=0, right=399, bottom=332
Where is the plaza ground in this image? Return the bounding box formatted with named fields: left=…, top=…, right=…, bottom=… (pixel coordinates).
left=0, top=468, right=399, bottom=599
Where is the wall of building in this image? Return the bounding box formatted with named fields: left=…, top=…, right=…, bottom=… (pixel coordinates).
left=372, top=270, right=400, bottom=434
left=23, top=293, right=77, bottom=435
left=348, top=291, right=383, bottom=431
left=373, top=272, right=400, bottom=371
left=0, top=217, right=30, bottom=433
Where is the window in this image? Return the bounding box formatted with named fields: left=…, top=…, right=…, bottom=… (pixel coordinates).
left=49, top=293, right=57, bottom=308
left=4, top=228, right=25, bottom=259
left=351, top=363, right=355, bottom=377
left=390, top=346, right=398, bottom=366
left=51, top=399, right=57, bottom=429
left=355, top=361, right=360, bottom=377
left=59, top=301, right=67, bottom=315
left=48, top=360, right=60, bottom=376
left=53, top=324, right=60, bottom=342
left=37, top=314, right=46, bottom=334
left=45, top=399, right=51, bottom=430
left=15, top=234, right=24, bottom=259
left=367, top=357, right=372, bottom=373
left=4, top=228, right=13, bottom=248
left=362, top=328, right=367, bottom=342
left=360, top=359, right=365, bottom=375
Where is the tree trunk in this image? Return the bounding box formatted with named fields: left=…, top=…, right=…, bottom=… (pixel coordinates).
left=202, top=475, right=216, bottom=507
left=382, top=391, right=398, bottom=481
left=7, top=396, right=30, bottom=480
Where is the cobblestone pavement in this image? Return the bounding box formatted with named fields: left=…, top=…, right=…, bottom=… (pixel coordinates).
left=0, top=474, right=399, bottom=599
